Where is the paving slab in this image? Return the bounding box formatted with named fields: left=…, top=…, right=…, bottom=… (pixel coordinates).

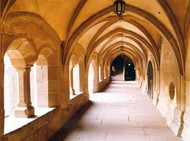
left=49, top=81, right=182, bottom=141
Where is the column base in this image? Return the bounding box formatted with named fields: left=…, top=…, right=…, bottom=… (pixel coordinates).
left=72, top=89, right=75, bottom=95
left=14, top=106, right=35, bottom=118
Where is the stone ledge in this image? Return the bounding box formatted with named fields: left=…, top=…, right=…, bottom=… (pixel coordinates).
left=157, top=97, right=183, bottom=137
left=182, top=125, right=190, bottom=141
left=181, top=112, right=190, bottom=141
left=4, top=108, right=54, bottom=135
left=14, top=106, right=34, bottom=118
left=183, top=111, right=190, bottom=126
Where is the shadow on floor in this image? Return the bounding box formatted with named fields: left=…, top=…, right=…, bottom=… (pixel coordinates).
left=98, top=83, right=110, bottom=92
left=48, top=101, right=93, bottom=141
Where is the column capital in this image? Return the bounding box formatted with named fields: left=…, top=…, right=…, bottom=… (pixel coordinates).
left=16, top=66, right=32, bottom=72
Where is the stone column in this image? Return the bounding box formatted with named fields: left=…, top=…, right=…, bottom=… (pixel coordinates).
left=14, top=67, right=34, bottom=118
left=70, top=67, right=75, bottom=95
left=79, top=65, right=84, bottom=93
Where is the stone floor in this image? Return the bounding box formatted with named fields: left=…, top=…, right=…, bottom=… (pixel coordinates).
left=49, top=81, right=182, bottom=141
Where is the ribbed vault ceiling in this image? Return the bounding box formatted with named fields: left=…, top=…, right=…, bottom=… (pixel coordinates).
left=4, top=0, right=189, bottom=74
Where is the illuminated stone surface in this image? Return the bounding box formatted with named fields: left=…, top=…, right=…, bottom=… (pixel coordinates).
left=0, top=1, right=189, bottom=141
left=49, top=81, right=182, bottom=141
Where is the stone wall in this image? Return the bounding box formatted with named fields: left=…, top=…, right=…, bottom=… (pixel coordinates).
left=98, top=77, right=111, bottom=91
left=2, top=94, right=88, bottom=141
left=156, top=38, right=184, bottom=137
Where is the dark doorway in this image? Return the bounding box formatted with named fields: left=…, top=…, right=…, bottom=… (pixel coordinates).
left=111, top=55, right=136, bottom=81
left=147, top=61, right=153, bottom=99
left=124, top=56, right=135, bottom=81
left=111, top=55, right=124, bottom=76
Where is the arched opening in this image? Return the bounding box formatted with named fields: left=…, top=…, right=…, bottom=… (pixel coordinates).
left=99, top=66, right=102, bottom=82
left=4, top=54, right=18, bottom=117
left=30, top=55, right=48, bottom=107
left=104, top=66, right=107, bottom=79
left=73, top=63, right=80, bottom=94
left=30, top=63, right=37, bottom=108
left=3, top=38, right=36, bottom=134
left=111, top=55, right=124, bottom=81
left=79, top=57, right=84, bottom=93
left=111, top=55, right=136, bottom=81
left=147, top=61, right=153, bottom=99
left=69, top=55, right=80, bottom=99
left=88, top=63, right=94, bottom=93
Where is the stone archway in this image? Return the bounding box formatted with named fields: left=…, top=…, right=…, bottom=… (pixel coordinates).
left=111, top=55, right=124, bottom=81
left=147, top=61, right=153, bottom=99
left=111, top=55, right=136, bottom=81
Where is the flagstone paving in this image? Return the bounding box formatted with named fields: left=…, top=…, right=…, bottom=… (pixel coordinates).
left=49, top=81, right=182, bottom=141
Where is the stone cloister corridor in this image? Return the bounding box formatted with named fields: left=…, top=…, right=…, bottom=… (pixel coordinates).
left=49, top=81, right=182, bottom=141
left=0, top=0, right=190, bottom=141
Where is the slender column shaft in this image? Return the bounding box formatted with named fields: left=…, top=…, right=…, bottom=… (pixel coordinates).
left=15, top=67, right=34, bottom=118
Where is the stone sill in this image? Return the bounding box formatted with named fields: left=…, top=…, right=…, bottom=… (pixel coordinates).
left=4, top=107, right=55, bottom=135
left=70, top=92, right=84, bottom=99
